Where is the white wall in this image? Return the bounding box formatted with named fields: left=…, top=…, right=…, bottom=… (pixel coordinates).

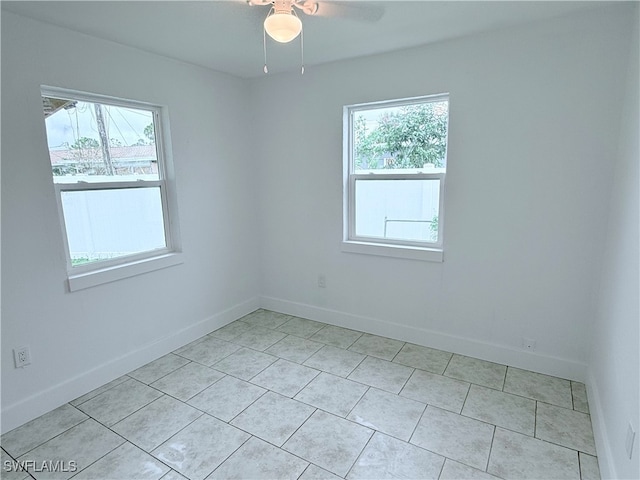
left=249, top=5, right=636, bottom=381
left=1, top=12, right=260, bottom=432
left=588, top=6, right=639, bottom=479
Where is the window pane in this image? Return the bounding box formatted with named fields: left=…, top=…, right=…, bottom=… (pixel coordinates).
left=354, top=179, right=440, bottom=243
left=61, top=187, right=167, bottom=266
left=43, top=96, right=159, bottom=183
left=353, top=100, right=448, bottom=173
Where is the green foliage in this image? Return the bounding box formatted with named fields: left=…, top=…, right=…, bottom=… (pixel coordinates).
left=70, top=137, right=99, bottom=151
left=144, top=123, right=155, bottom=144
left=354, top=102, right=448, bottom=169
left=67, top=136, right=102, bottom=166
left=56, top=137, right=105, bottom=176
left=354, top=115, right=379, bottom=169
left=132, top=124, right=155, bottom=146
left=429, top=215, right=439, bottom=242
left=71, top=257, right=92, bottom=266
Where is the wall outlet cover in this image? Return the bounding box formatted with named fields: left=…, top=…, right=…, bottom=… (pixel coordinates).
left=14, top=346, right=31, bottom=368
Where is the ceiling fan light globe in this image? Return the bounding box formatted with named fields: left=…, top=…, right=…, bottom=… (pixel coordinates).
left=264, top=13, right=302, bottom=43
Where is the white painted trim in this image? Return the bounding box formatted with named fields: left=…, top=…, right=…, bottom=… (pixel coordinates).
left=0, top=297, right=260, bottom=434
left=259, top=295, right=588, bottom=382
left=347, top=93, right=450, bottom=112
left=68, top=252, right=183, bottom=291
left=341, top=240, right=444, bottom=262
left=586, top=369, right=616, bottom=480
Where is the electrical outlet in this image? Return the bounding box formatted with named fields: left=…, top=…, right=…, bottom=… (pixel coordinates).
left=626, top=423, right=636, bottom=459
left=521, top=337, right=536, bottom=351
left=318, top=274, right=326, bottom=288
left=14, top=346, right=31, bottom=368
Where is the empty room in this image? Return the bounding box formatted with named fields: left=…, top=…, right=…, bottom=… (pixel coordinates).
left=1, top=1, right=638, bottom=479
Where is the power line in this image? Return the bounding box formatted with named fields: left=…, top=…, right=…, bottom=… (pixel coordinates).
left=104, top=107, right=128, bottom=145
left=115, top=107, right=143, bottom=141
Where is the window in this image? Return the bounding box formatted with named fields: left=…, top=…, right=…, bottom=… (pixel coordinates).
left=343, top=94, right=449, bottom=261
left=41, top=87, right=181, bottom=290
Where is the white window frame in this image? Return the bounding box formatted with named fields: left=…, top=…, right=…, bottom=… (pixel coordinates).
left=41, top=86, right=182, bottom=291
left=342, top=94, right=448, bottom=262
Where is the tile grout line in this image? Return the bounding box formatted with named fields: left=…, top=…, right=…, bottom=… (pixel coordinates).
left=406, top=401, right=428, bottom=445
left=2, top=408, right=90, bottom=461
left=441, top=351, right=455, bottom=374
left=435, top=456, right=446, bottom=480
left=342, top=426, right=376, bottom=480
left=88, top=399, right=207, bottom=475
left=343, top=385, right=371, bottom=420
left=577, top=450, right=584, bottom=480
left=203, top=431, right=254, bottom=480
left=398, top=364, right=416, bottom=393
left=70, top=374, right=132, bottom=408
left=213, top=345, right=280, bottom=381
left=279, top=413, right=359, bottom=479
left=228, top=413, right=351, bottom=480
left=223, top=385, right=270, bottom=424
left=389, top=341, right=406, bottom=363
left=534, top=400, right=538, bottom=440
left=500, top=365, right=508, bottom=392
left=147, top=365, right=227, bottom=405
left=459, top=382, right=472, bottom=415
left=63, top=434, right=127, bottom=479
left=3, top=420, right=90, bottom=479
left=63, top=412, right=156, bottom=479
left=129, top=354, right=191, bottom=385
left=344, top=351, right=368, bottom=378
left=485, top=425, right=497, bottom=474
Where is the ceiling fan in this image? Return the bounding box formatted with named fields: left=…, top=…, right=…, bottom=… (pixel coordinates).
left=247, top=0, right=317, bottom=45
left=248, top=1, right=384, bottom=41
left=248, top=0, right=319, bottom=19
left=247, top=0, right=384, bottom=74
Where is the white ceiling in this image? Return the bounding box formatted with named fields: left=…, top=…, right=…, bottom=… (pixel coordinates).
left=2, top=1, right=604, bottom=78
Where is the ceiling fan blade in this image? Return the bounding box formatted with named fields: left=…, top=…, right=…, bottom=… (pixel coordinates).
left=312, top=2, right=385, bottom=22
left=293, top=1, right=319, bottom=15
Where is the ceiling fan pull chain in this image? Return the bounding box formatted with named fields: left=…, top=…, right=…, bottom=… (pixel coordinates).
left=300, top=24, right=305, bottom=74
left=263, top=27, right=269, bottom=74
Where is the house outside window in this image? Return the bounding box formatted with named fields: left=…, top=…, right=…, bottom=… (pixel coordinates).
left=41, top=87, right=181, bottom=290
left=343, top=94, right=449, bottom=261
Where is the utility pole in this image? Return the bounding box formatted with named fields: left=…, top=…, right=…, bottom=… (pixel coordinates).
left=94, top=104, right=115, bottom=175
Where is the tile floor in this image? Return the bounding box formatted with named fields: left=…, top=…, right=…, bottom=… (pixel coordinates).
left=1, top=309, right=601, bottom=480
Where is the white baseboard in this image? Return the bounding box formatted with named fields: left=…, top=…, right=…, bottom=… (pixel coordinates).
left=586, top=370, right=616, bottom=479
left=1, top=297, right=260, bottom=434
left=259, top=295, right=588, bottom=382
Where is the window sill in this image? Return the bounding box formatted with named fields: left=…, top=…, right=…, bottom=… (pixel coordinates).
left=341, top=241, right=443, bottom=262
left=67, top=252, right=183, bottom=292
